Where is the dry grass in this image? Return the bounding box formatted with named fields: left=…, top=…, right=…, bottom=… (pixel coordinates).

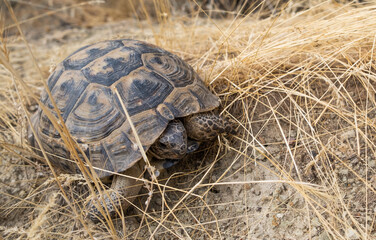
left=1, top=0, right=376, bottom=239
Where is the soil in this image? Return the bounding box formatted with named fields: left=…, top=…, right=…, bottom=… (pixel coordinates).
left=1, top=5, right=376, bottom=240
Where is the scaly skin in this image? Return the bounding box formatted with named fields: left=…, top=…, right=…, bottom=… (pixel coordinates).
left=149, top=120, right=188, bottom=160
left=184, top=112, right=236, bottom=141
left=150, top=112, right=235, bottom=158
left=86, top=161, right=144, bottom=222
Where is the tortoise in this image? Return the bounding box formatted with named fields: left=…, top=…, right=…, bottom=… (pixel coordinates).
left=28, top=39, right=234, bottom=222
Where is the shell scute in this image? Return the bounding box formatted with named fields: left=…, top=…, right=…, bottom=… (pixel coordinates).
left=125, top=109, right=169, bottom=146
left=33, top=131, right=73, bottom=171
left=87, top=143, right=115, bottom=177
left=122, top=40, right=164, bottom=54
left=38, top=111, right=60, bottom=138
left=42, top=63, right=65, bottom=102
left=66, top=84, right=125, bottom=142
left=189, top=80, right=220, bottom=110
left=82, top=47, right=142, bottom=86
left=99, top=132, right=140, bottom=177
left=63, top=40, right=123, bottom=70
left=142, top=52, right=195, bottom=87
left=114, top=68, right=174, bottom=116
left=166, top=90, right=201, bottom=117
left=44, top=70, right=89, bottom=121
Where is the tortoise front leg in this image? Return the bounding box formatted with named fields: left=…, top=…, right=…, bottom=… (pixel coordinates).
left=184, top=112, right=236, bottom=141
left=86, top=161, right=143, bottom=222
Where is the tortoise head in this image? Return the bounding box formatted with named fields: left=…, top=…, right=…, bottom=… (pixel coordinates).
left=149, top=120, right=187, bottom=160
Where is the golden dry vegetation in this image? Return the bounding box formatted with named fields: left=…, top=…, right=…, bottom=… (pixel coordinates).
left=1, top=0, right=376, bottom=239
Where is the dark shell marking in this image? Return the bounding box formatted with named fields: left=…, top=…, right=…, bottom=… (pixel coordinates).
left=31, top=39, right=220, bottom=178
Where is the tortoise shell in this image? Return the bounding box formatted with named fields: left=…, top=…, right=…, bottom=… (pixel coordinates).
left=30, top=39, right=220, bottom=178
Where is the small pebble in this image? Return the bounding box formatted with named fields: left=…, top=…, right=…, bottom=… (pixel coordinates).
left=368, top=160, right=376, bottom=168
left=345, top=228, right=359, bottom=239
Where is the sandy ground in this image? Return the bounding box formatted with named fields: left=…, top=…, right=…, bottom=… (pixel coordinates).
left=1, top=2, right=376, bottom=239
